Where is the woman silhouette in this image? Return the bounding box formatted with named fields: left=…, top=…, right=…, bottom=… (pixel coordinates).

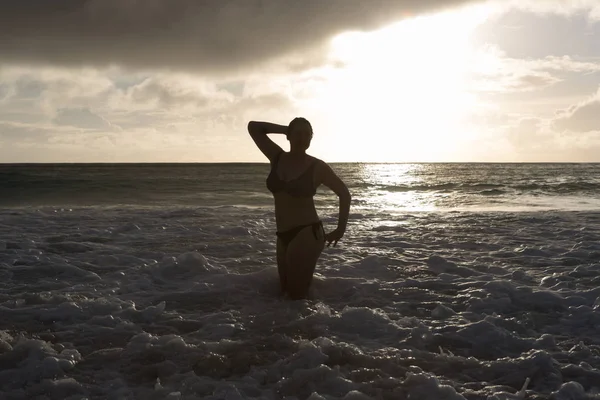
left=248, top=118, right=351, bottom=300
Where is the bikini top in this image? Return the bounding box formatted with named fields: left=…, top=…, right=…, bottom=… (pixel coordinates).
left=266, top=151, right=317, bottom=198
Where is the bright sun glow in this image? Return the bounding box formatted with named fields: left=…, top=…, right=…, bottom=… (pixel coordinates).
left=304, top=5, right=494, bottom=162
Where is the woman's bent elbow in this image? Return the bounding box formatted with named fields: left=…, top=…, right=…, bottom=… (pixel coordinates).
left=342, top=190, right=351, bottom=203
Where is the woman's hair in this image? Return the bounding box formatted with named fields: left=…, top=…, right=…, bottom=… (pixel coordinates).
left=287, top=117, right=313, bottom=139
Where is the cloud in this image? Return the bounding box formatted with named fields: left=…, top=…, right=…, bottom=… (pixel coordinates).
left=534, top=56, right=600, bottom=73
left=471, top=89, right=600, bottom=161
left=0, top=0, right=479, bottom=73
left=0, top=83, right=15, bottom=102
left=0, top=66, right=118, bottom=121
left=123, top=76, right=235, bottom=112
left=472, top=71, right=561, bottom=92
left=0, top=120, right=86, bottom=146
left=0, top=121, right=52, bottom=141
left=1, top=65, right=300, bottom=122
left=469, top=46, right=600, bottom=92
left=53, top=107, right=117, bottom=131
left=0, top=65, right=304, bottom=162
left=510, top=0, right=600, bottom=19
left=553, top=88, right=600, bottom=132
left=0, top=119, right=125, bottom=162
left=515, top=73, right=561, bottom=89
left=492, top=114, right=600, bottom=162
left=506, top=117, right=548, bottom=147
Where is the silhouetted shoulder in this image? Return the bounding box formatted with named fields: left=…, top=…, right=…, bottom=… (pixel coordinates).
left=313, top=157, right=331, bottom=182
left=315, top=159, right=349, bottom=197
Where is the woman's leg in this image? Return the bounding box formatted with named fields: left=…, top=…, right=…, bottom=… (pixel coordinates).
left=276, top=237, right=288, bottom=296
left=284, top=225, right=325, bottom=300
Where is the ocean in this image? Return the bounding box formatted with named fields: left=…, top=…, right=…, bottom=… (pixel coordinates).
left=1, top=163, right=600, bottom=399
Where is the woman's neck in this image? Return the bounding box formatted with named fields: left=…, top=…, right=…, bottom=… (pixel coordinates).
left=289, top=147, right=306, bottom=157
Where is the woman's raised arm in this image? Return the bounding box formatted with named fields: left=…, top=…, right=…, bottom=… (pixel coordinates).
left=247, top=121, right=287, bottom=162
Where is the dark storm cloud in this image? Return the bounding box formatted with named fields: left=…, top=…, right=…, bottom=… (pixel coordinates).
left=0, top=0, right=478, bottom=72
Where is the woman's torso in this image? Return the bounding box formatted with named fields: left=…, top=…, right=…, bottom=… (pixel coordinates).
left=266, top=151, right=321, bottom=231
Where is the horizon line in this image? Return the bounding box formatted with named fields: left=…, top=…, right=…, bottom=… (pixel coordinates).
left=1, top=161, right=600, bottom=165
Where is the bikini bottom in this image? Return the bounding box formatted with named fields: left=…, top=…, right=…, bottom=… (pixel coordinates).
left=276, top=221, right=323, bottom=247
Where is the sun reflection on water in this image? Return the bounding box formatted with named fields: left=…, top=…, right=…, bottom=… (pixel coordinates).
left=355, top=163, right=445, bottom=212
left=314, top=163, right=600, bottom=214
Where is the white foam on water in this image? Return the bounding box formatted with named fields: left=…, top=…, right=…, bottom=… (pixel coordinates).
left=1, top=207, right=600, bottom=399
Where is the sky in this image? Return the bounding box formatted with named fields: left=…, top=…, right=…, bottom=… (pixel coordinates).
left=1, top=0, right=600, bottom=163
